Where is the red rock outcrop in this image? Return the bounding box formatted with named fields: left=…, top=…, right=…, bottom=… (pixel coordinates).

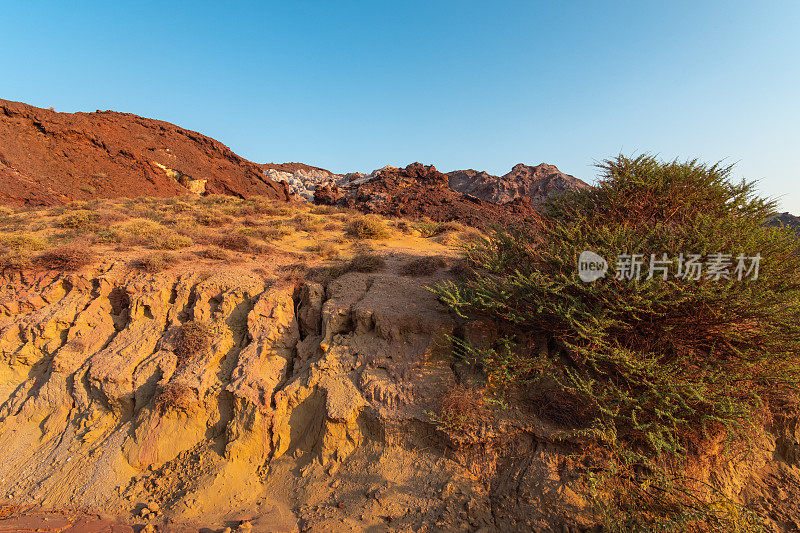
left=314, top=162, right=539, bottom=229
left=0, top=99, right=291, bottom=206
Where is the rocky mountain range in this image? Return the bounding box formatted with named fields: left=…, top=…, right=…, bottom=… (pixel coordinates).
left=0, top=99, right=588, bottom=224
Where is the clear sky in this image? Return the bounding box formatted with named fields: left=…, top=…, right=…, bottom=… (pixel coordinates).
left=2, top=1, right=799, bottom=213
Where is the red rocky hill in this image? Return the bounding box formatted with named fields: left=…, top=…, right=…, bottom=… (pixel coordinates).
left=0, top=99, right=290, bottom=206
left=314, top=162, right=540, bottom=229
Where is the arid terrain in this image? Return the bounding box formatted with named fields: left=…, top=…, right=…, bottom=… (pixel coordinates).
left=2, top=100, right=800, bottom=533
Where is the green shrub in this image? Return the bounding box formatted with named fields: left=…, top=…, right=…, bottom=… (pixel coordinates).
left=347, top=215, right=392, bottom=240
left=436, top=154, right=800, bottom=528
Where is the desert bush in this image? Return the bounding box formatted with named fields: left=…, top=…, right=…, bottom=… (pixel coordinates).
left=94, top=229, right=122, bottom=244
left=395, top=220, right=414, bottom=235
left=57, top=209, right=99, bottom=231
left=35, top=246, right=94, bottom=271
left=155, top=383, right=197, bottom=413
left=347, top=253, right=386, bottom=273
left=195, top=210, right=232, bottom=227
left=174, top=321, right=212, bottom=364
left=154, top=232, right=193, bottom=250
left=215, top=233, right=253, bottom=252
left=400, top=255, right=447, bottom=277
left=308, top=241, right=340, bottom=259
left=347, top=215, right=392, bottom=240
left=195, top=247, right=229, bottom=260
left=414, top=220, right=443, bottom=238
left=134, top=252, right=174, bottom=273
left=292, top=213, right=324, bottom=233
left=120, top=218, right=165, bottom=244
left=436, top=154, right=800, bottom=528
left=0, top=233, right=48, bottom=252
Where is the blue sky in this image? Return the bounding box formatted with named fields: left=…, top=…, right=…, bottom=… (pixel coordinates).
left=2, top=1, right=799, bottom=212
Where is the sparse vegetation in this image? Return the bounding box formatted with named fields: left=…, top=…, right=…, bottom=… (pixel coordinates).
left=347, top=215, right=392, bottom=239
left=433, top=384, right=488, bottom=434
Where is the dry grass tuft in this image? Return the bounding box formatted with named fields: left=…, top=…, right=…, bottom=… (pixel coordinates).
left=155, top=383, right=197, bottom=413
left=174, top=321, right=212, bottom=364
left=134, top=252, right=174, bottom=273
left=400, top=255, right=447, bottom=277
left=195, top=247, right=230, bottom=261
left=154, top=233, right=193, bottom=250
left=215, top=233, right=253, bottom=252
left=347, top=215, right=392, bottom=240
left=347, top=253, right=386, bottom=273
left=436, top=385, right=488, bottom=434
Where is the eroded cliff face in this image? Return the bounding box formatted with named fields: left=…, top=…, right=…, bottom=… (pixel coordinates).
left=0, top=262, right=547, bottom=531
left=2, top=262, right=799, bottom=532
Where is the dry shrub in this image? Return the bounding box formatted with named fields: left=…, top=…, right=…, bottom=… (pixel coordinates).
left=94, top=229, right=122, bottom=244
left=174, top=321, right=212, bottom=364
left=400, top=255, right=447, bottom=277
left=35, top=246, right=94, bottom=271
left=395, top=220, right=414, bottom=235
left=310, top=204, right=342, bottom=215
left=195, top=247, right=229, bottom=260
left=436, top=385, right=488, bottom=434
left=0, top=249, right=31, bottom=270
left=134, top=252, right=174, bottom=273
left=292, top=213, right=323, bottom=233
left=120, top=218, right=165, bottom=244
left=347, top=253, right=386, bottom=273
left=434, top=232, right=461, bottom=247
left=459, top=228, right=484, bottom=244
left=154, top=233, right=193, bottom=250
left=155, top=383, right=196, bottom=413
left=259, top=227, right=293, bottom=241
left=57, top=210, right=99, bottom=231
left=215, top=233, right=253, bottom=252
left=346, top=215, right=392, bottom=239
left=308, top=241, right=340, bottom=259
left=195, top=210, right=232, bottom=227
left=1, top=233, right=48, bottom=252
